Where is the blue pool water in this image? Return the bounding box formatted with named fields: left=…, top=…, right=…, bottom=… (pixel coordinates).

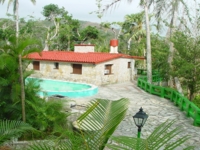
left=26, top=77, right=98, bottom=98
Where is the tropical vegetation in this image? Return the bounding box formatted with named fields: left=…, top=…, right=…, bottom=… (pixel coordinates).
left=1, top=99, right=194, bottom=150
left=95, top=0, right=200, bottom=105
left=0, top=0, right=200, bottom=149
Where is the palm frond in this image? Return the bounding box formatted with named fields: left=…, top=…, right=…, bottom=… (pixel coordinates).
left=107, top=120, right=195, bottom=150
left=0, top=120, right=34, bottom=145
left=129, top=30, right=146, bottom=41
left=74, top=98, right=129, bottom=150
left=27, top=141, right=56, bottom=150
left=107, top=136, right=147, bottom=150
left=0, top=0, right=6, bottom=4
left=27, top=130, right=87, bottom=150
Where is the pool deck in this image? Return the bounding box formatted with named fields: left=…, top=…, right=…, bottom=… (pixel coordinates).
left=70, top=81, right=200, bottom=149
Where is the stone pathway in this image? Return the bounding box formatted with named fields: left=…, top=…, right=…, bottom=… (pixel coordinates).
left=70, top=81, right=200, bottom=150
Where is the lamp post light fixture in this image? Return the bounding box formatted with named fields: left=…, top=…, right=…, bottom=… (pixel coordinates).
left=133, top=107, right=148, bottom=138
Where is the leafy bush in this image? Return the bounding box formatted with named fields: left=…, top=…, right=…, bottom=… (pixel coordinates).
left=23, top=79, right=71, bottom=139
left=193, top=95, right=200, bottom=108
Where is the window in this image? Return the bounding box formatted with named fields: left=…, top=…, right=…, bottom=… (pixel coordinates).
left=104, top=64, right=112, bottom=75
left=54, top=62, right=59, bottom=69
left=128, top=62, right=131, bottom=68
left=33, top=61, right=40, bottom=70
left=72, top=64, right=82, bottom=74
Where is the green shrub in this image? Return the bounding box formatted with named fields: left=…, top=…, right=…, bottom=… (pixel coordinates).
left=193, top=95, right=200, bottom=108
left=23, top=78, right=71, bottom=139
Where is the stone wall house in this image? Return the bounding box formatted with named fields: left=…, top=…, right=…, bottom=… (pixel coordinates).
left=26, top=44, right=144, bottom=85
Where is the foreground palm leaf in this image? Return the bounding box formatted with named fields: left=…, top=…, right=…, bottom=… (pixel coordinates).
left=0, top=120, right=34, bottom=145
left=107, top=120, right=195, bottom=150
left=74, top=98, right=130, bottom=150
left=27, top=132, right=86, bottom=150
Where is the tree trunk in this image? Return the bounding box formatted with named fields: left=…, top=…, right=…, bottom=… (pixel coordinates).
left=144, top=2, right=152, bottom=83
left=174, top=77, right=183, bottom=95
left=167, top=12, right=177, bottom=87
left=67, top=35, right=70, bottom=50
left=43, top=40, right=49, bottom=51
left=43, top=20, right=59, bottom=51
left=127, top=38, right=132, bottom=51
left=144, top=49, right=146, bottom=69
left=168, top=41, right=174, bottom=87
left=43, top=27, right=50, bottom=51
left=19, top=54, right=26, bottom=122
left=15, top=0, right=19, bottom=38
left=15, top=0, right=25, bottom=122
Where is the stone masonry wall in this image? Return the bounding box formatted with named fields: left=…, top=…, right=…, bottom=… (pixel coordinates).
left=27, top=58, right=135, bottom=85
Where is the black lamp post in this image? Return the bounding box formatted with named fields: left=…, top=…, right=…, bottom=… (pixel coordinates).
left=133, top=107, right=148, bottom=138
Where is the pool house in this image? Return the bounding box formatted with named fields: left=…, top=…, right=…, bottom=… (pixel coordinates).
left=26, top=43, right=144, bottom=85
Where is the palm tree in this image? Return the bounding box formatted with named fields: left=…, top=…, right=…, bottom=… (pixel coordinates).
left=97, top=0, right=191, bottom=85
left=122, top=12, right=145, bottom=54
left=0, top=36, right=40, bottom=122
left=0, top=0, right=36, bottom=37
left=143, top=0, right=152, bottom=83
left=0, top=0, right=36, bottom=122
left=150, top=0, right=190, bottom=87
left=125, top=1, right=152, bottom=83
left=100, top=12, right=145, bottom=55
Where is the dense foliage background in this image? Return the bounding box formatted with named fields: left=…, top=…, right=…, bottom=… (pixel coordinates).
left=0, top=0, right=200, bottom=149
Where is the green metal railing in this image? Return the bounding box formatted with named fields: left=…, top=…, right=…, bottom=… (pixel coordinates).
left=137, top=74, right=200, bottom=126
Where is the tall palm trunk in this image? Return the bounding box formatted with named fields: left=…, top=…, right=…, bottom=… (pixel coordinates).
left=168, top=12, right=177, bottom=87
left=15, top=0, right=26, bottom=122
left=67, top=38, right=70, bottom=50
left=15, top=0, right=19, bottom=38
left=1, top=0, right=36, bottom=123
left=19, top=54, right=26, bottom=122
left=144, top=1, right=152, bottom=83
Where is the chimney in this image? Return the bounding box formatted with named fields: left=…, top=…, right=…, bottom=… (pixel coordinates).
left=110, top=39, right=118, bottom=53
left=74, top=44, right=95, bottom=53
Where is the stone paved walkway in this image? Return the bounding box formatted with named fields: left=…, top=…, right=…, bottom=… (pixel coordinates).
left=70, top=81, right=200, bottom=150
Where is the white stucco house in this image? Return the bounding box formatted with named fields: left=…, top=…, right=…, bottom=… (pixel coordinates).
left=26, top=41, right=144, bottom=85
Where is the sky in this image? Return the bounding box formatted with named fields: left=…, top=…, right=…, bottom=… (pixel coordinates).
left=0, top=0, right=142, bottom=23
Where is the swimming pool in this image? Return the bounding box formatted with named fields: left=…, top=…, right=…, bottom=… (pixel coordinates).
left=26, top=77, right=98, bottom=98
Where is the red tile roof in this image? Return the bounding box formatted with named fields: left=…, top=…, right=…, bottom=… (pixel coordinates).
left=26, top=51, right=144, bottom=64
